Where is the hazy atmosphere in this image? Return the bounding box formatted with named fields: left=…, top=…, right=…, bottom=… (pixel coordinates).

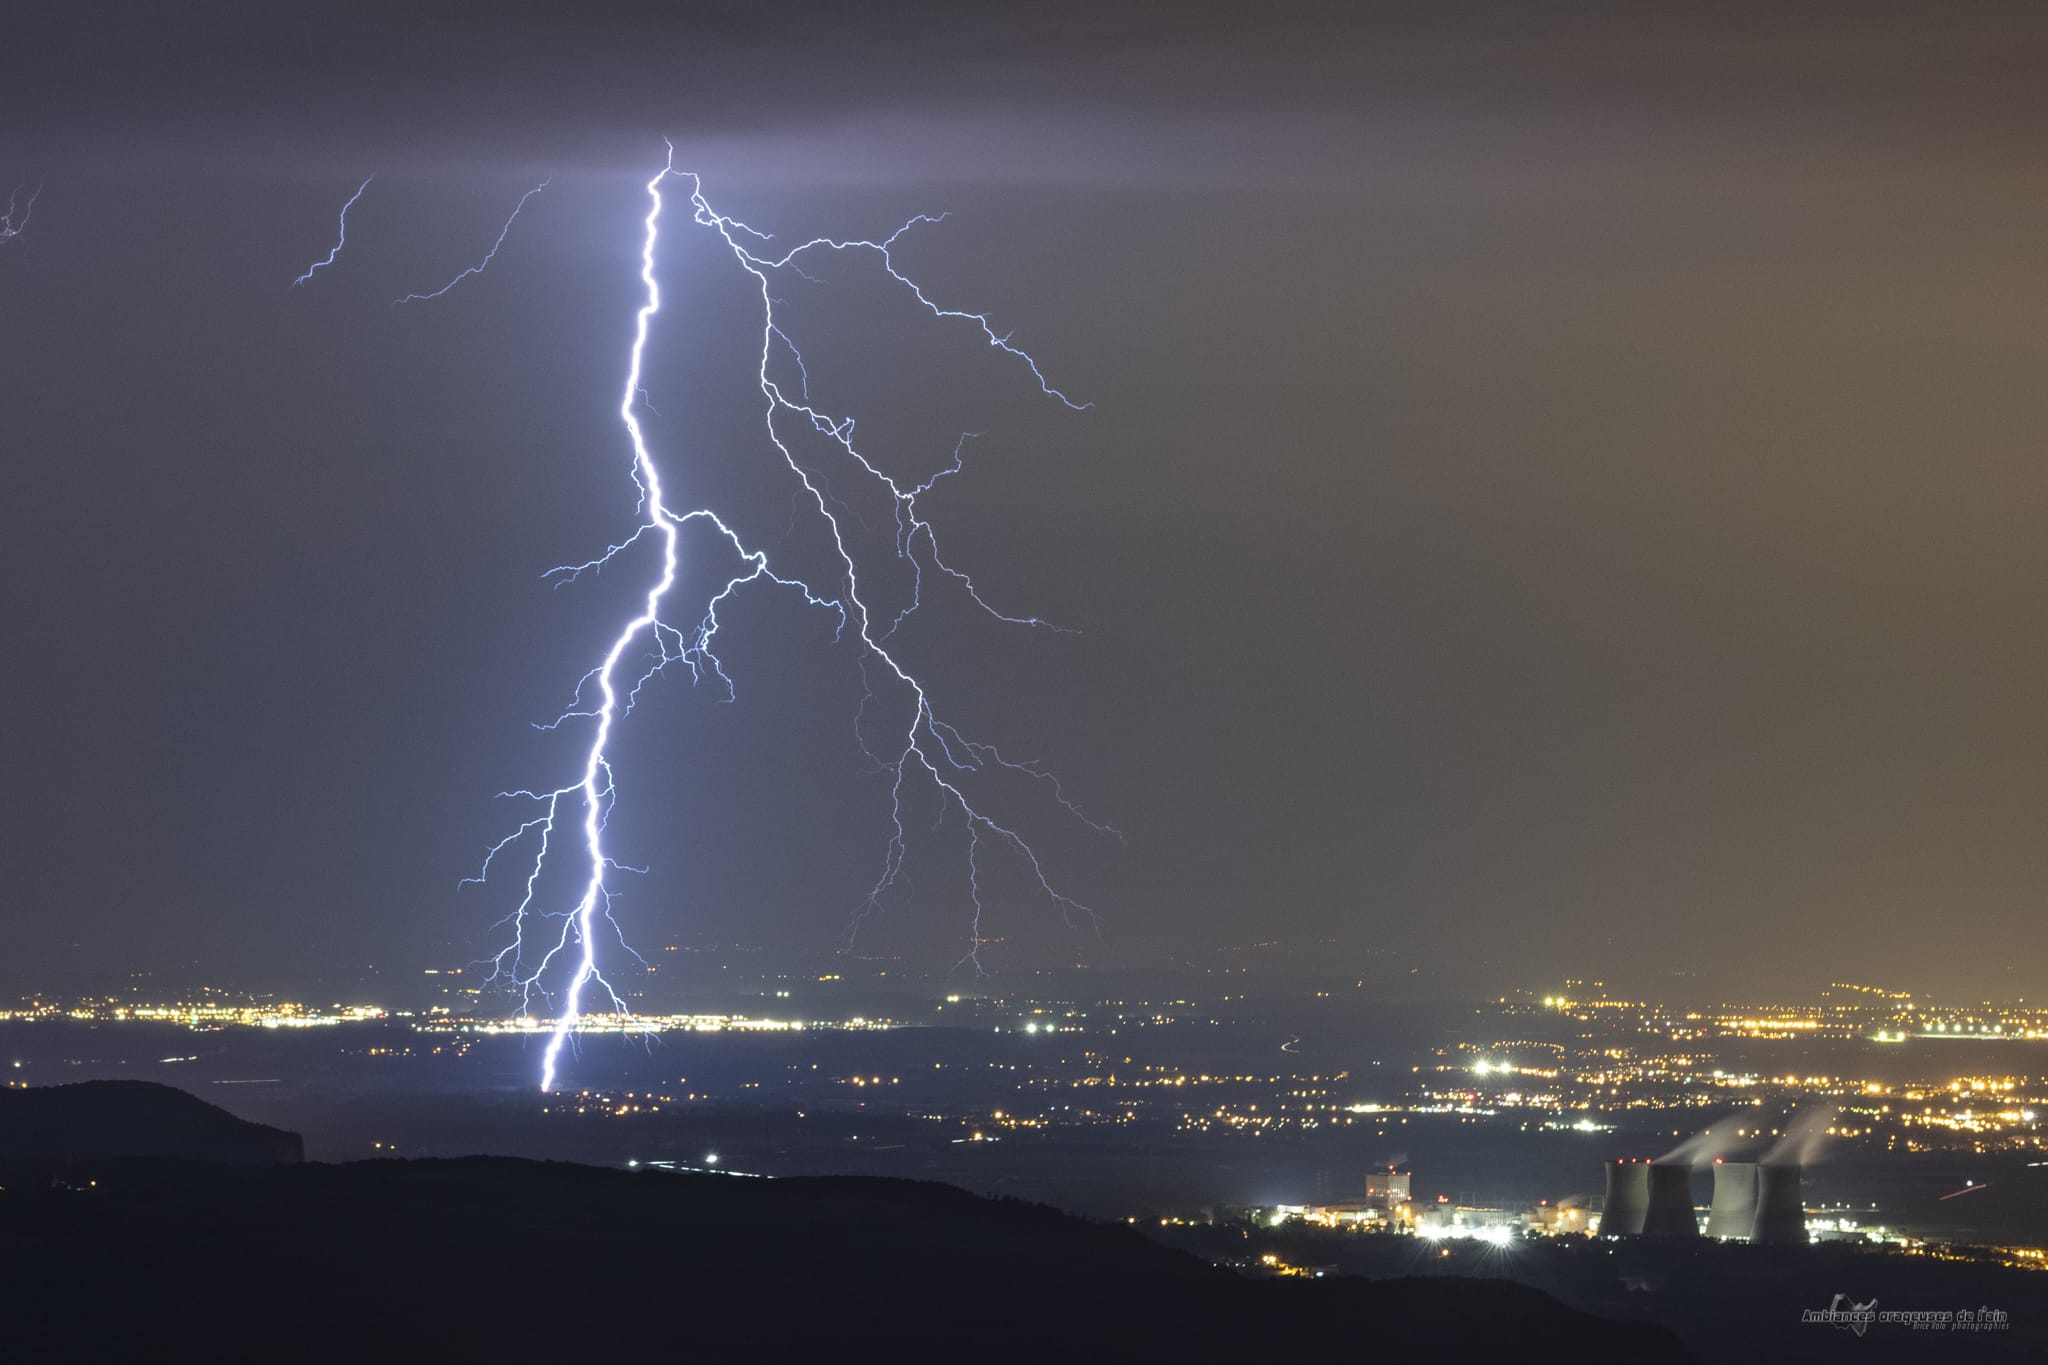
left=9, top=10, right=2048, bottom=1360
left=7, top=2, right=2048, bottom=999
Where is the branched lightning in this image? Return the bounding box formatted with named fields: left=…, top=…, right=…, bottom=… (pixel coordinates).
left=0, top=181, right=40, bottom=246
left=468, top=144, right=1110, bottom=1091
left=292, top=176, right=371, bottom=288
left=395, top=177, right=551, bottom=304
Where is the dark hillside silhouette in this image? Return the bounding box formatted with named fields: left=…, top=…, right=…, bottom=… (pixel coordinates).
left=0, top=1080, right=302, bottom=1164
left=0, top=1088, right=1695, bottom=1365
left=0, top=1149, right=1694, bottom=1361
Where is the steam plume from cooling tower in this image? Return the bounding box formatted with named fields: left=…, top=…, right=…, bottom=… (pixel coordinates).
left=1762, top=1105, right=1839, bottom=1166
left=1657, top=1114, right=1750, bottom=1166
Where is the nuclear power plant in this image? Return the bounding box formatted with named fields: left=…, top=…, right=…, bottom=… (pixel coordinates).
left=1603, top=1156, right=1809, bottom=1242
left=1706, top=1160, right=1759, bottom=1238
left=1642, top=1161, right=1700, bottom=1237
left=1751, top=1164, right=1808, bottom=1245
left=1599, top=1159, right=1650, bottom=1235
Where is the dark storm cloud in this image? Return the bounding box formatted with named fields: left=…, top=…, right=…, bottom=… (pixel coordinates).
left=12, top=0, right=1373, bottom=181
left=4, top=2, right=2048, bottom=1000
left=17, top=2, right=2043, bottom=181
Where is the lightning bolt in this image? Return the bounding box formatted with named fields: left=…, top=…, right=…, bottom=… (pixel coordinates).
left=291, top=175, right=371, bottom=288
left=0, top=181, right=40, bottom=246
left=395, top=177, right=551, bottom=304
left=468, top=143, right=1110, bottom=1091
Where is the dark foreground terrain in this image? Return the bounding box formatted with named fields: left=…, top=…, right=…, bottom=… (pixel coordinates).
left=1156, top=1220, right=2048, bottom=1364
left=0, top=1078, right=303, bottom=1164
left=0, top=1158, right=1700, bottom=1362
left=0, top=1085, right=1691, bottom=1362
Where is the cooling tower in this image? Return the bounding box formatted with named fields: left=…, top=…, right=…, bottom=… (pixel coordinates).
left=1641, top=1161, right=1700, bottom=1237
left=1706, top=1160, right=1759, bottom=1240
left=1750, top=1164, right=1807, bottom=1245
left=1600, top=1159, right=1649, bottom=1236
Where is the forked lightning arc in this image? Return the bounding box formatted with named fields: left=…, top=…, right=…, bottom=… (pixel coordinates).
left=1, top=181, right=41, bottom=247
left=454, top=144, right=1110, bottom=1090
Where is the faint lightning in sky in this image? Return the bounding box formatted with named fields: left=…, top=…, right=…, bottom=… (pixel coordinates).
left=0, top=181, right=40, bottom=246
left=468, top=143, right=1107, bottom=1090
left=396, top=177, right=551, bottom=304
left=291, top=175, right=371, bottom=288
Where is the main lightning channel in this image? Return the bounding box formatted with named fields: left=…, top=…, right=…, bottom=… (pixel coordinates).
left=474, top=145, right=1105, bottom=1091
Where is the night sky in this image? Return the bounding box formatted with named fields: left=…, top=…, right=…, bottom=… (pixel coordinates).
left=5, top=3, right=2047, bottom=1000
